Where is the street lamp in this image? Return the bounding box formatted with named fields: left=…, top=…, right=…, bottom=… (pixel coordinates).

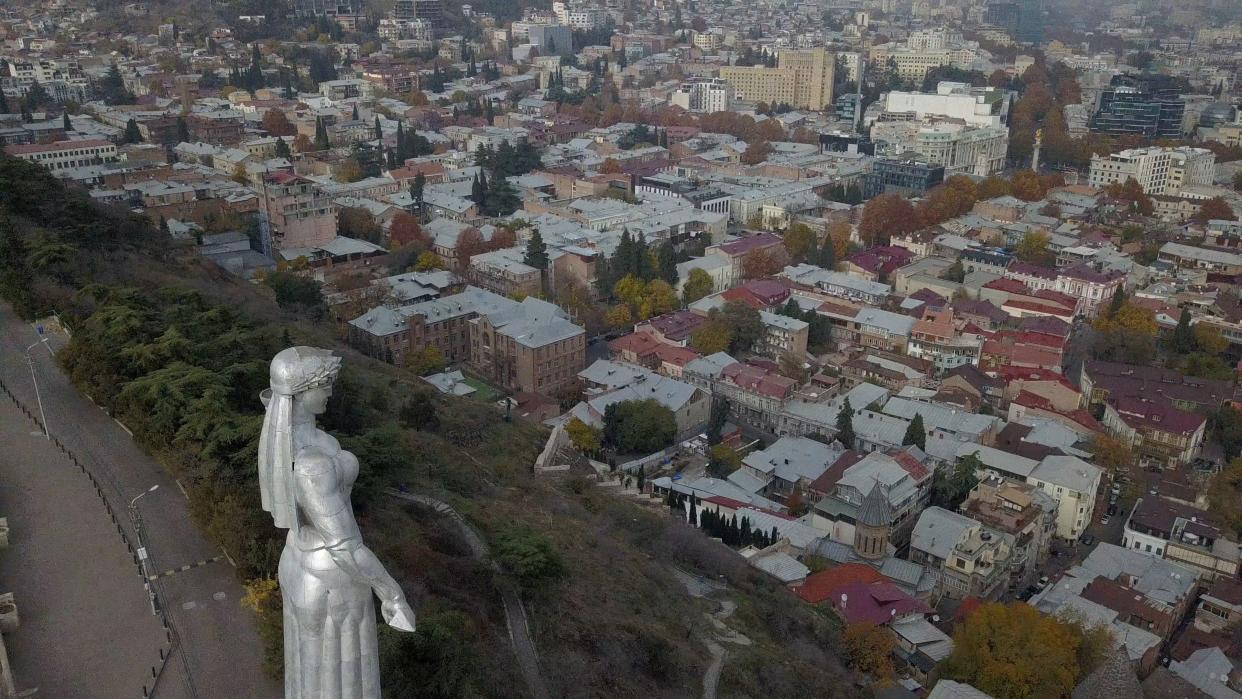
left=129, top=484, right=161, bottom=616
left=130, top=484, right=160, bottom=508
left=24, top=337, right=50, bottom=439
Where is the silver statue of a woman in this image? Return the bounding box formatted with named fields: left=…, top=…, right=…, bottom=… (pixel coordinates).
left=259, top=347, right=415, bottom=699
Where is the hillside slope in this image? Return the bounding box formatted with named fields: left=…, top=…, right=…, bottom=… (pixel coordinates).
left=0, top=153, right=853, bottom=698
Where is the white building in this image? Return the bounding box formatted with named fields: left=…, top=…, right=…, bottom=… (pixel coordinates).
left=670, top=78, right=734, bottom=113
left=3, top=139, right=120, bottom=173
left=1026, top=456, right=1102, bottom=541
left=1088, top=146, right=1215, bottom=196
left=882, top=82, right=1013, bottom=128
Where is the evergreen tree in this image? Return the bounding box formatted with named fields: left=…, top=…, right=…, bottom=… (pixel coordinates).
left=24, top=80, right=49, bottom=110
left=123, top=118, right=143, bottom=143
left=351, top=103, right=360, bottom=121
left=0, top=88, right=8, bottom=114
left=62, top=111, right=72, bottom=131
left=1171, top=308, right=1195, bottom=354
left=903, top=413, right=926, bottom=450
left=395, top=121, right=406, bottom=162
left=818, top=234, right=836, bottom=269
left=656, top=240, right=678, bottom=285
left=313, top=117, right=329, bottom=150
left=274, top=137, right=291, bottom=159
left=283, top=70, right=296, bottom=99
left=1107, top=286, right=1126, bottom=319
left=248, top=43, right=264, bottom=89
left=411, top=172, right=426, bottom=213
left=524, top=229, right=549, bottom=270
left=836, top=398, right=855, bottom=449
left=374, top=115, right=381, bottom=141
left=20, top=102, right=31, bottom=123
left=176, top=116, right=190, bottom=143
left=484, top=99, right=495, bottom=124
left=385, top=147, right=397, bottom=170
left=467, top=59, right=478, bottom=78
left=470, top=173, right=485, bottom=205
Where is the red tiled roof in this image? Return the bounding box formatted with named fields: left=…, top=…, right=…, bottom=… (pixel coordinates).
left=808, top=450, right=864, bottom=495
left=609, top=332, right=663, bottom=357
left=891, top=450, right=931, bottom=481
left=720, top=362, right=796, bottom=398
left=984, top=277, right=1032, bottom=294
left=638, top=310, right=705, bottom=342
left=794, top=564, right=886, bottom=604
left=718, top=232, right=783, bottom=257
left=1007, top=261, right=1058, bottom=280
left=1002, top=299, right=1075, bottom=319
left=720, top=287, right=767, bottom=309
left=653, top=344, right=699, bottom=365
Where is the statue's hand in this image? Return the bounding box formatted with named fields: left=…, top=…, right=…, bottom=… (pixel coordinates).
left=381, top=596, right=416, bottom=632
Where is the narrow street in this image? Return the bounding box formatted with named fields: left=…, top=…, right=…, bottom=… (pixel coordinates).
left=0, top=304, right=278, bottom=698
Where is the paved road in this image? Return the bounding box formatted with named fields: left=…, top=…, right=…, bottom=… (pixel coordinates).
left=0, top=398, right=167, bottom=697
left=387, top=490, right=549, bottom=699
left=0, top=304, right=278, bottom=699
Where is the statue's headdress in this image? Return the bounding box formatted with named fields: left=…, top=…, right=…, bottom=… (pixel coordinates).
left=258, top=346, right=341, bottom=532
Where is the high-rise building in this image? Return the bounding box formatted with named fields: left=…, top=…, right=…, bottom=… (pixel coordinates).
left=293, top=0, right=360, bottom=18
left=1087, top=146, right=1215, bottom=195
left=670, top=78, right=733, bottom=113
left=986, top=0, right=1044, bottom=45
left=1089, top=74, right=1187, bottom=139
left=719, top=47, right=835, bottom=111
left=393, top=0, right=443, bottom=30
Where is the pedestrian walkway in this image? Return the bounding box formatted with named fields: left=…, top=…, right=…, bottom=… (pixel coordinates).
left=0, top=397, right=167, bottom=698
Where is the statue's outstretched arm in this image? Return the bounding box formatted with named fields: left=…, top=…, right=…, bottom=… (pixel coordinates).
left=296, top=449, right=414, bottom=629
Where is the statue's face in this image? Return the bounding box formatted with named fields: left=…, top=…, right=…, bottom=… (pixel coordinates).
left=301, top=385, right=333, bottom=415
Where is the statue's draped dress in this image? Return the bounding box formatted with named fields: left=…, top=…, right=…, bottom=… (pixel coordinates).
left=278, top=428, right=380, bottom=699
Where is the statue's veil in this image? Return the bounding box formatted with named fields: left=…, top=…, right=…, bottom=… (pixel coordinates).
left=258, top=347, right=341, bottom=534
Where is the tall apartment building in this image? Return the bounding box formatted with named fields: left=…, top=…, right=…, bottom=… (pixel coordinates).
left=1090, top=77, right=1186, bottom=139
left=670, top=78, right=734, bottom=113
left=393, top=0, right=443, bottom=31
left=256, top=172, right=338, bottom=250
left=720, top=47, right=835, bottom=111
left=985, top=0, right=1044, bottom=44
left=1088, top=146, right=1215, bottom=195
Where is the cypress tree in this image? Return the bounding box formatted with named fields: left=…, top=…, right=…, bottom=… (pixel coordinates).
left=836, top=398, right=855, bottom=449
left=0, top=89, right=8, bottom=114
left=176, top=116, right=189, bottom=143
left=1107, top=286, right=1126, bottom=318
left=62, top=111, right=71, bottom=131
left=373, top=115, right=381, bottom=141
left=903, top=413, right=926, bottom=451
left=1171, top=308, right=1195, bottom=354
left=524, top=229, right=549, bottom=270
left=123, top=118, right=143, bottom=143
left=819, top=234, right=836, bottom=269
left=274, top=137, right=291, bottom=158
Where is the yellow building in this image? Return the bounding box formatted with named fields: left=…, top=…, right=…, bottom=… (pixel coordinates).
left=720, top=47, right=835, bottom=111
